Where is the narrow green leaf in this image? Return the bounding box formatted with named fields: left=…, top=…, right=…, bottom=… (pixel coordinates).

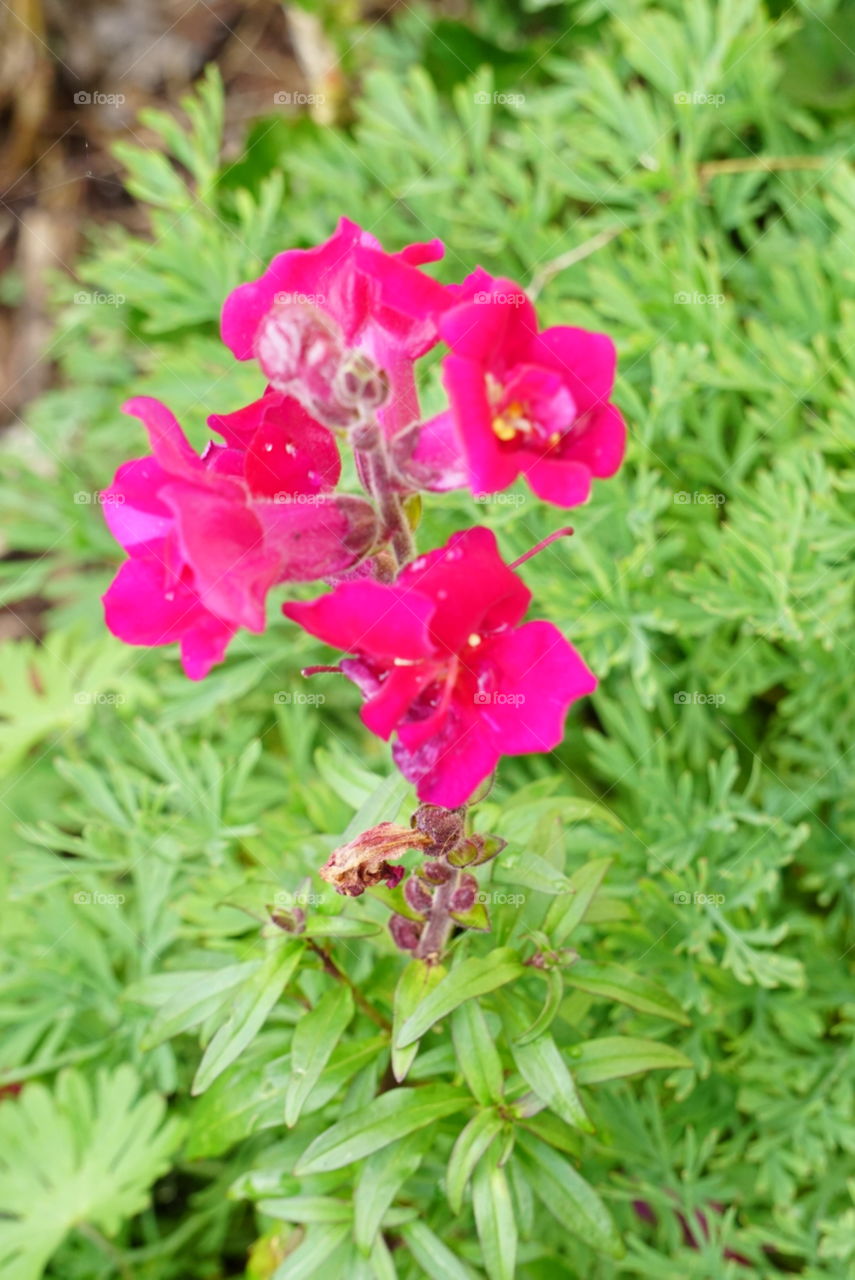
left=294, top=1085, right=469, bottom=1175
left=368, top=1232, right=398, bottom=1280
left=446, top=1108, right=504, bottom=1214
left=451, top=1000, right=504, bottom=1104
left=285, top=986, right=354, bottom=1127
left=354, top=1128, right=432, bottom=1252
left=141, top=963, right=257, bottom=1049
left=514, top=969, right=564, bottom=1046
left=299, top=917, right=381, bottom=938
left=270, top=1225, right=351, bottom=1280
left=392, top=960, right=446, bottom=1084
left=341, top=772, right=411, bottom=841
left=400, top=1221, right=477, bottom=1280
left=563, top=960, right=690, bottom=1025
left=191, top=943, right=302, bottom=1095
left=258, top=1196, right=351, bottom=1223
left=396, top=950, right=525, bottom=1049
left=472, top=1150, right=517, bottom=1280
left=543, top=858, right=612, bottom=944
left=509, top=1031, right=593, bottom=1134
left=570, top=1036, right=692, bottom=1083
left=515, top=1130, right=624, bottom=1259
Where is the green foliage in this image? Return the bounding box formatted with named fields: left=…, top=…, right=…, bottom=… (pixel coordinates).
left=1, top=0, right=853, bottom=1275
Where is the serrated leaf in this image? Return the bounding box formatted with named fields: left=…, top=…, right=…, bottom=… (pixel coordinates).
left=285, top=986, right=354, bottom=1127
left=294, top=1085, right=470, bottom=1175
left=0, top=1067, right=182, bottom=1280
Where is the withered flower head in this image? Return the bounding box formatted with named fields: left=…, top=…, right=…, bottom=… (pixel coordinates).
left=320, top=822, right=430, bottom=897
left=411, top=804, right=466, bottom=856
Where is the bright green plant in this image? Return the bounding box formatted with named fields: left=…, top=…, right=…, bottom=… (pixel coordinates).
left=1, top=1, right=853, bottom=1276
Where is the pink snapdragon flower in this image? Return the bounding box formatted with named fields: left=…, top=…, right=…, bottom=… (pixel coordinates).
left=409, top=269, right=626, bottom=505
left=283, top=526, right=596, bottom=806
left=102, top=392, right=376, bottom=679
left=221, top=218, right=450, bottom=437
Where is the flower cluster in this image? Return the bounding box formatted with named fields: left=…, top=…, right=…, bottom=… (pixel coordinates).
left=102, top=218, right=625, bottom=807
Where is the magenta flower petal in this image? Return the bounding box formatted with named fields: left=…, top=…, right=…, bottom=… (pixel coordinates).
left=399, top=527, right=530, bottom=654
left=529, top=326, right=616, bottom=416
left=285, top=528, right=595, bottom=804
left=442, top=354, right=519, bottom=495
left=283, top=580, right=436, bottom=661
left=523, top=454, right=593, bottom=507
left=394, top=409, right=469, bottom=492
left=103, top=555, right=236, bottom=680
left=160, top=483, right=277, bottom=633
left=121, top=397, right=200, bottom=482
left=394, top=702, right=501, bottom=808
left=396, top=238, right=445, bottom=266
left=478, top=620, right=597, bottom=753
left=256, top=495, right=378, bottom=580
left=179, top=613, right=238, bottom=680
left=243, top=401, right=341, bottom=498
left=102, top=458, right=172, bottom=550
left=562, top=402, right=627, bottom=479
left=438, top=279, right=626, bottom=507
left=360, top=664, right=434, bottom=740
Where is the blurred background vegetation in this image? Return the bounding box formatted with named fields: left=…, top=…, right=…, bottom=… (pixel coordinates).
left=1, top=1, right=854, bottom=1277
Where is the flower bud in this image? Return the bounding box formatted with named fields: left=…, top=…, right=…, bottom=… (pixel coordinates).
left=449, top=874, right=478, bottom=913
left=404, top=874, right=433, bottom=914
left=421, top=860, right=452, bottom=885
left=412, top=804, right=466, bottom=856
left=389, top=913, right=423, bottom=952
left=333, top=351, right=389, bottom=411
left=255, top=302, right=357, bottom=429
left=447, top=833, right=507, bottom=868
